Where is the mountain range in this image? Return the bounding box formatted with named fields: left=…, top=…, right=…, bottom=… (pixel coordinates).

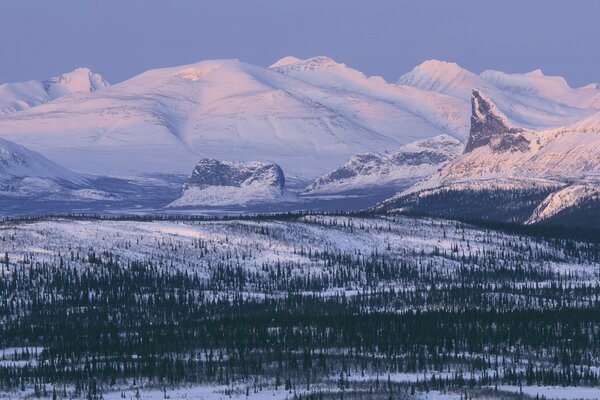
left=0, top=56, right=599, bottom=225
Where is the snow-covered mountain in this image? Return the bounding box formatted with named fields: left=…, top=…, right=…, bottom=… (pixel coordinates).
left=304, top=135, right=462, bottom=194
left=0, top=57, right=599, bottom=219
left=2, top=56, right=597, bottom=183
left=168, top=159, right=288, bottom=207
left=0, top=137, right=88, bottom=196
left=0, top=68, right=108, bottom=115
left=398, top=60, right=598, bottom=129
left=380, top=90, right=600, bottom=225
left=397, top=60, right=484, bottom=100
left=0, top=57, right=470, bottom=179
left=408, top=91, right=600, bottom=190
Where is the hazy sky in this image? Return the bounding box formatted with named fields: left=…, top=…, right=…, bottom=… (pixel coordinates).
left=1, top=0, right=599, bottom=87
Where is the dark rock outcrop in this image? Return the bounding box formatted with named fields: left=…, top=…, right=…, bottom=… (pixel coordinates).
left=183, top=159, right=285, bottom=192
left=465, top=90, right=530, bottom=153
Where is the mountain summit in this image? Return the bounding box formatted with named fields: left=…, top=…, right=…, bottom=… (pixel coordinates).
left=0, top=67, right=108, bottom=115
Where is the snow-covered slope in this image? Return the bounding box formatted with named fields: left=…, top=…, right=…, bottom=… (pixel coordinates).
left=526, top=184, right=600, bottom=224
left=270, top=56, right=470, bottom=142
left=398, top=60, right=597, bottom=130
left=0, top=137, right=87, bottom=196
left=304, top=135, right=462, bottom=194
left=0, top=68, right=108, bottom=115
left=397, top=60, right=486, bottom=100
left=480, top=69, right=600, bottom=110
left=168, top=159, right=287, bottom=207
left=0, top=58, right=471, bottom=179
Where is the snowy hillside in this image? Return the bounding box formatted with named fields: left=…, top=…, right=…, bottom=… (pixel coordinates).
left=304, top=135, right=462, bottom=194
left=526, top=184, right=600, bottom=224
left=0, top=67, right=108, bottom=115
left=168, top=159, right=289, bottom=207
left=2, top=214, right=600, bottom=399
left=0, top=137, right=88, bottom=196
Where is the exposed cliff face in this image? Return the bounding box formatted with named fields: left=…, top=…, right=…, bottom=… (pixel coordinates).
left=183, top=159, right=285, bottom=192
left=378, top=91, right=600, bottom=226
left=465, top=90, right=530, bottom=153
left=169, top=159, right=286, bottom=207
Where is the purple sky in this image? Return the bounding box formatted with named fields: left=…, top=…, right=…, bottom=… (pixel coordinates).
left=1, top=0, right=599, bottom=87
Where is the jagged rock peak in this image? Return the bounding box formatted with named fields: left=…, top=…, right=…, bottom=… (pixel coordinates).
left=465, top=90, right=530, bottom=153
left=184, top=159, right=285, bottom=192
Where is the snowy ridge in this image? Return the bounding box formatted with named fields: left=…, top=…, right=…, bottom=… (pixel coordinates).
left=0, top=137, right=88, bottom=196
left=3, top=57, right=596, bottom=182
left=398, top=60, right=597, bottom=130
left=480, top=68, right=600, bottom=110
left=168, top=159, right=288, bottom=207
left=304, top=135, right=462, bottom=194
left=397, top=59, right=485, bottom=100
left=0, top=68, right=108, bottom=115
left=526, top=184, right=600, bottom=224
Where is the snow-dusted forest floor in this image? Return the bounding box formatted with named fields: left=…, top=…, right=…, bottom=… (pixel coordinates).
left=1, top=214, right=599, bottom=399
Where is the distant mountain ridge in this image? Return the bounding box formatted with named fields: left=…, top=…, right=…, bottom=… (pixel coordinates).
left=0, top=68, right=108, bottom=115
left=0, top=57, right=471, bottom=179
left=0, top=57, right=599, bottom=222
left=304, top=135, right=462, bottom=195
left=0, top=136, right=88, bottom=197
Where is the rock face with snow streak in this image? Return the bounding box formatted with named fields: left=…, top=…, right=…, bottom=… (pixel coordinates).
left=168, top=159, right=286, bottom=207
left=465, top=90, right=530, bottom=153
left=304, top=135, right=462, bottom=194
left=402, top=91, right=600, bottom=192
left=0, top=68, right=108, bottom=115
left=380, top=89, right=600, bottom=225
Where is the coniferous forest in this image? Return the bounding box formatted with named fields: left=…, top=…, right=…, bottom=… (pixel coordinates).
left=1, top=213, right=599, bottom=399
